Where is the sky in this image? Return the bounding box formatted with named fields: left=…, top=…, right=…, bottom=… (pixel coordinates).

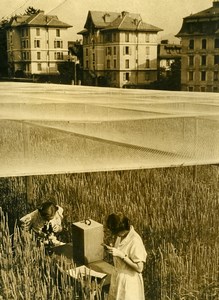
left=0, top=0, right=213, bottom=42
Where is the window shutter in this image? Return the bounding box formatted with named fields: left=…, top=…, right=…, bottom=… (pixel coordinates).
left=129, top=47, right=132, bottom=55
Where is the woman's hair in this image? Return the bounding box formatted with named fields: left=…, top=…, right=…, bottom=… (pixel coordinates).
left=38, top=201, right=58, bottom=220
left=106, top=212, right=130, bottom=235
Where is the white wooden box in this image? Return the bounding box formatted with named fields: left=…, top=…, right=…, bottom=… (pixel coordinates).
left=72, top=219, right=104, bottom=264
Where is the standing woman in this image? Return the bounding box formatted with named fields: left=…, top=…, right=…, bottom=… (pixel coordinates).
left=105, top=212, right=147, bottom=300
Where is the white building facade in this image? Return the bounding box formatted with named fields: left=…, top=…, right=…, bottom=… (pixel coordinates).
left=176, top=1, right=219, bottom=92
left=6, top=11, right=72, bottom=77
left=78, top=11, right=162, bottom=88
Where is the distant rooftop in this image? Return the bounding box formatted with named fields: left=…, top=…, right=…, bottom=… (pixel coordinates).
left=78, top=10, right=162, bottom=34
left=7, top=10, right=72, bottom=28
left=176, top=1, right=219, bottom=37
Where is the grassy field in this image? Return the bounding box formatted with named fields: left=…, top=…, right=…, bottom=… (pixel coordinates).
left=0, top=165, right=218, bottom=299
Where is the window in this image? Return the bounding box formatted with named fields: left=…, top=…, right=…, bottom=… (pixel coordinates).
left=201, top=55, right=206, bottom=66
left=213, top=86, right=218, bottom=92
left=123, top=72, right=130, bottom=81
left=113, top=59, right=116, bottom=68
left=56, top=29, right=60, bottom=37
left=200, top=86, right=206, bottom=92
left=106, top=47, right=112, bottom=55
left=36, top=28, right=40, bottom=36
left=189, top=71, right=193, bottom=81
left=146, top=59, right=150, bottom=68
left=37, top=63, right=42, bottom=71
left=125, top=33, right=129, bottom=42
left=22, top=40, right=29, bottom=48
left=189, top=39, right=194, bottom=49
left=105, top=33, right=112, bottom=42
left=54, top=40, right=63, bottom=48
left=37, top=52, right=41, bottom=60
left=145, top=33, right=150, bottom=42
left=113, top=47, right=116, bottom=55
left=125, top=46, right=130, bottom=55
left=34, top=40, right=40, bottom=48
left=112, top=33, right=117, bottom=42
left=93, top=53, right=95, bottom=61
left=214, top=55, right=219, bottom=65
left=85, top=48, right=88, bottom=56
left=189, top=56, right=194, bottom=66
left=22, top=52, right=26, bottom=60
left=86, top=60, right=89, bottom=68
left=22, top=28, right=28, bottom=37
left=84, top=36, right=88, bottom=44
left=25, top=64, right=29, bottom=72
left=214, top=71, right=218, bottom=81
left=188, top=86, right=194, bottom=92
left=145, top=72, right=150, bottom=81
left=107, top=59, right=110, bottom=69
left=123, top=46, right=131, bottom=55
left=55, top=52, right=63, bottom=60
left=146, top=47, right=150, bottom=55
left=202, top=39, right=206, bottom=49
left=214, top=39, right=219, bottom=48
left=125, top=59, right=129, bottom=68
left=201, top=71, right=206, bottom=81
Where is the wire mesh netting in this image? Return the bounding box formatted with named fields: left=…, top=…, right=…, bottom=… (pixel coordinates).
left=0, top=82, right=218, bottom=177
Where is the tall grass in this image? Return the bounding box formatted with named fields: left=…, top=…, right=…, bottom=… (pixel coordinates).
left=0, top=165, right=218, bottom=299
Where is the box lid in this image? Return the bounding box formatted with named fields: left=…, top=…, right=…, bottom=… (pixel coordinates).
left=72, top=219, right=103, bottom=230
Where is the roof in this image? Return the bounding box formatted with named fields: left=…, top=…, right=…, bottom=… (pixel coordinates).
left=185, top=5, right=219, bottom=19
left=81, top=10, right=162, bottom=33
left=7, top=11, right=72, bottom=28
left=102, top=14, right=162, bottom=32
left=0, top=82, right=218, bottom=177
left=85, top=11, right=121, bottom=28
left=176, top=2, right=219, bottom=37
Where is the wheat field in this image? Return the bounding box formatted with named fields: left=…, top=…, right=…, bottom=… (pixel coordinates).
left=0, top=165, right=218, bottom=299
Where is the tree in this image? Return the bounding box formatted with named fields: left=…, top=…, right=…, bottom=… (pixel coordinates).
left=153, top=58, right=181, bottom=91
left=25, top=6, right=40, bottom=15
left=57, top=61, right=74, bottom=84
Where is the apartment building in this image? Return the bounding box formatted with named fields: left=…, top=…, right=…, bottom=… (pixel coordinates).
left=5, top=10, right=72, bottom=77
left=176, top=0, right=219, bottom=92
left=157, top=40, right=181, bottom=74
left=78, top=11, right=162, bottom=88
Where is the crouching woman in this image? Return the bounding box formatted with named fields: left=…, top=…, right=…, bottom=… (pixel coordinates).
left=105, top=213, right=147, bottom=300
left=20, top=201, right=64, bottom=246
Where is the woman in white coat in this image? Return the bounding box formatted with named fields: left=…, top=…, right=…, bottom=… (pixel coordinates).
left=105, top=212, right=147, bottom=300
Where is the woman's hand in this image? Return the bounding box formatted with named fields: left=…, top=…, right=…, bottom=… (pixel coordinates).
left=52, top=224, right=62, bottom=233
left=107, top=247, right=125, bottom=259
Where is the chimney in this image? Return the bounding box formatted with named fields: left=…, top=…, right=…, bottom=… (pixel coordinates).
left=121, top=11, right=129, bottom=18
left=103, top=13, right=110, bottom=23
left=213, top=0, right=219, bottom=8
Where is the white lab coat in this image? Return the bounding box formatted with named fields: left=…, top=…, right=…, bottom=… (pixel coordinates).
left=20, top=205, right=63, bottom=234
left=108, top=226, right=147, bottom=300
